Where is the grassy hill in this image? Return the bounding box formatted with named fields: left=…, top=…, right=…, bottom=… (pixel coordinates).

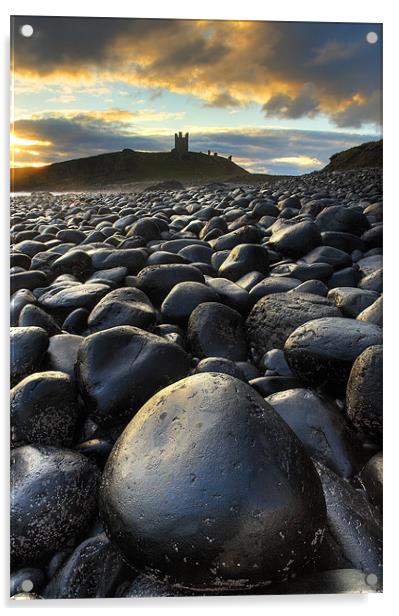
left=323, top=139, right=382, bottom=172
left=11, top=149, right=251, bottom=192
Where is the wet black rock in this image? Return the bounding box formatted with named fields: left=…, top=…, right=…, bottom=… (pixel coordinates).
left=161, top=281, right=220, bottom=325
left=11, top=445, right=100, bottom=568
left=302, top=246, right=352, bottom=270
left=38, top=283, right=110, bottom=316
left=10, top=326, right=49, bottom=386
left=74, top=438, right=113, bottom=469
left=316, top=206, right=370, bottom=235
left=327, top=287, right=379, bottom=318
left=249, top=376, right=302, bottom=397
left=42, top=533, right=129, bottom=599
left=188, top=302, right=247, bottom=361
left=10, top=270, right=48, bottom=294
left=90, top=248, right=147, bottom=273
left=284, top=317, right=382, bottom=395
left=212, top=225, right=261, bottom=251
left=206, top=277, right=250, bottom=314
left=249, top=276, right=301, bottom=303
left=359, top=452, right=383, bottom=512
left=62, top=308, right=89, bottom=334
left=76, top=325, right=189, bottom=426
left=346, top=345, right=382, bottom=443
left=11, top=371, right=80, bottom=448
left=136, top=264, right=204, bottom=305
left=43, top=333, right=83, bottom=379
left=10, top=289, right=36, bottom=327
left=245, top=292, right=341, bottom=361
left=218, top=244, right=269, bottom=281
left=290, top=262, right=333, bottom=282
left=195, top=357, right=244, bottom=379
left=314, top=461, right=382, bottom=579
left=269, top=220, right=321, bottom=258
left=357, top=295, right=383, bottom=326
left=100, top=373, right=326, bottom=591
left=18, top=304, right=61, bottom=336
left=87, top=287, right=156, bottom=332
left=51, top=250, right=92, bottom=278
left=266, top=389, right=361, bottom=478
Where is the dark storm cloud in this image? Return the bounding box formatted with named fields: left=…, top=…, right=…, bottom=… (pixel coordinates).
left=12, top=112, right=379, bottom=174
left=11, top=17, right=382, bottom=128
left=262, top=83, right=320, bottom=119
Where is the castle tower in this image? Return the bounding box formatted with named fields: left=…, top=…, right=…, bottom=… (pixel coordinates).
left=173, top=131, right=189, bottom=157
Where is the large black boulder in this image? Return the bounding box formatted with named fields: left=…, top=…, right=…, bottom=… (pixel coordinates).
left=87, top=287, right=156, bottom=333
left=266, top=388, right=362, bottom=478
left=100, top=373, right=326, bottom=591
left=284, top=318, right=382, bottom=395
left=76, top=326, right=190, bottom=426
left=11, top=446, right=100, bottom=568
left=136, top=264, right=204, bottom=305
left=346, top=345, right=382, bottom=443
left=11, top=371, right=80, bottom=448
left=245, top=292, right=341, bottom=361
left=10, top=326, right=49, bottom=386
left=188, top=302, right=247, bottom=361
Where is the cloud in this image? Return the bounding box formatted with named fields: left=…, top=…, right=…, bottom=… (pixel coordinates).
left=10, top=109, right=380, bottom=174
left=11, top=17, right=382, bottom=128
left=262, top=83, right=320, bottom=119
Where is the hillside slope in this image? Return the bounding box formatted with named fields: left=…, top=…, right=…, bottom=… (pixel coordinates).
left=323, top=139, right=382, bottom=172
left=11, top=149, right=250, bottom=191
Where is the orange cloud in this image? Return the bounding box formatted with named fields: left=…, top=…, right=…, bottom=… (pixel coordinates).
left=11, top=18, right=382, bottom=127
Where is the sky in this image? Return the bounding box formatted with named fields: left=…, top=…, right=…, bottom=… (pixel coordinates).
left=10, top=17, right=382, bottom=175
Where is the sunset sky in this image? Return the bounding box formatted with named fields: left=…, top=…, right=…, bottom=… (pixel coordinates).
left=10, top=16, right=382, bottom=175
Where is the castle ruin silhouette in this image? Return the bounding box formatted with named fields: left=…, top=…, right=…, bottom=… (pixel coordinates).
left=172, top=131, right=189, bottom=158
left=172, top=131, right=232, bottom=162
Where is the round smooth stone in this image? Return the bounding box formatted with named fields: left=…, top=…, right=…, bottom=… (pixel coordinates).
left=87, top=287, right=156, bottom=333
left=268, top=220, right=321, bottom=258
left=188, top=302, right=247, bottom=361
left=43, top=333, right=83, bottom=379
left=314, top=461, right=382, bottom=579
left=284, top=318, right=383, bottom=395
left=206, top=277, right=250, bottom=314
left=161, top=281, right=219, bottom=325
left=11, top=371, right=80, bottom=448
left=346, top=345, right=382, bottom=443
left=266, top=388, right=362, bottom=478
left=136, top=264, right=205, bottom=305
left=10, top=326, right=49, bottom=386
left=76, top=326, right=189, bottom=426
left=10, top=270, right=48, bottom=294
left=42, top=533, right=129, bottom=599
left=245, top=292, right=341, bottom=361
left=38, top=283, right=110, bottom=315
left=18, top=304, right=61, bottom=336
left=10, top=289, right=36, bottom=327
left=357, top=296, right=382, bottom=327
left=195, top=357, right=244, bottom=379
left=218, top=244, right=269, bottom=281
left=100, top=373, right=326, bottom=591
left=327, top=287, right=379, bottom=318
left=11, top=445, right=100, bottom=568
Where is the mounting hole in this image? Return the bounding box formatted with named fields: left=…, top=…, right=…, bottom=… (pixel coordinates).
left=21, top=579, right=34, bottom=592
left=366, top=31, right=378, bottom=44
left=20, top=24, right=34, bottom=38
left=366, top=573, right=378, bottom=586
